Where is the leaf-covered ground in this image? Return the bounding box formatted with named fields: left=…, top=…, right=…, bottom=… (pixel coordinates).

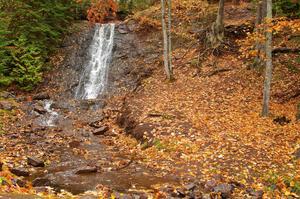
left=111, top=1, right=300, bottom=198
left=0, top=0, right=300, bottom=198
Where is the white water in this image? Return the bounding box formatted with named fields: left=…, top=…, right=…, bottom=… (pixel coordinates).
left=41, top=100, right=59, bottom=127
left=75, top=23, right=115, bottom=100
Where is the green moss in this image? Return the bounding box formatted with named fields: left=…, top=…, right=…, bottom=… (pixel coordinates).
left=153, top=139, right=166, bottom=150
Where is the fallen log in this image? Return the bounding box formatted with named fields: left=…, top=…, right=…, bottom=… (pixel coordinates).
left=272, top=47, right=300, bottom=54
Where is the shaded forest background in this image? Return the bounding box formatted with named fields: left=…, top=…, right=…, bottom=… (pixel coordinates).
left=0, top=0, right=299, bottom=90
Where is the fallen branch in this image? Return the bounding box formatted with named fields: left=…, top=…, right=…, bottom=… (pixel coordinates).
left=114, top=159, right=134, bottom=171
left=272, top=47, right=300, bottom=54
left=206, top=68, right=232, bottom=77
left=147, top=113, right=163, bottom=117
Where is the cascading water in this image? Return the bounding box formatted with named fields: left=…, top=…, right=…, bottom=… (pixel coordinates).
left=75, top=23, right=115, bottom=100
left=40, top=100, right=59, bottom=127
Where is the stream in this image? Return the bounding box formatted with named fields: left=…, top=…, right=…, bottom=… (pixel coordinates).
left=14, top=22, right=178, bottom=196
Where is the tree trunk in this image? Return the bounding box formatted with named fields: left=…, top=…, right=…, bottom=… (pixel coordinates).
left=216, top=0, right=225, bottom=39
left=161, top=0, right=173, bottom=80
left=253, top=0, right=267, bottom=68
left=161, top=0, right=171, bottom=79
left=253, top=1, right=263, bottom=67
left=261, top=0, right=273, bottom=117
left=208, top=0, right=225, bottom=47
left=167, top=0, right=173, bottom=79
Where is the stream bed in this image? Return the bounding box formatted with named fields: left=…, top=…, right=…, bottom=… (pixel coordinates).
left=0, top=22, right=179, bottom=196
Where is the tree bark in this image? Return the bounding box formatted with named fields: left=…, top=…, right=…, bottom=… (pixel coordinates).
left=161, top=0, right=171, bottom=79
left=161, top=0, right=173, bottom=80
left=253, top=0, right=268, bottom=68
left=261, top=0, right=273, bottom=117
left=167, top=0, right=173, bottom=79
left=216, top=0, right=225, bottom=34
left=253, top=1, right=263, bottom=68
left=208, top=0, right=225, bottom=47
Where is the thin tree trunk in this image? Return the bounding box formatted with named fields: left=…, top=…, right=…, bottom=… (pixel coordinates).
left=253, top=0, right=267, bottom=68
left=216, top=0, right=225, bottom=39
left=167, top=0, right=173, bottom=79
left=253, top=1, right=263, bottom=67
left=262, top=0, right=273, bottom=117
left=209, top=0, right=225, bottom=47
left=161, top=0, right=171, bottom=79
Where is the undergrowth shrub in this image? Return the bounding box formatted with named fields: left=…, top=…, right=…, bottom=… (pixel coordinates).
left=118, top=0, right=156, bottom=17
left=274, top=0, right=300, bottom=18
left=0, top=0, right=82, bottom=90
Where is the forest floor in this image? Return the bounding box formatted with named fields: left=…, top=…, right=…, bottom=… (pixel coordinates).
left=0, top=0, right=300, bottom=198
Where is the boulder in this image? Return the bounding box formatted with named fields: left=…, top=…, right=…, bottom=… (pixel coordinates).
left=75, top=166, right=97, bottom=174
left=213, top=183, right=234, bottom=198
left=184, top=183, right=196, bottom=191
left=32, top=178, right=52, bottom=187
left=246, top=188, right=264, bottom=199
left=88, top=116, right=105, bottom=128
left=10, top=167, right=30, bottom=177
left=93, top=126, right=109, bottom=135
left=27, top=157, right=45, bottom=167
left=12, top=178, right=26, bottom=187
left=204, top=179, right=217, bottom=191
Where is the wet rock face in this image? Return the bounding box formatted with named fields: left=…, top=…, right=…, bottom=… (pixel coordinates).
left=47, top=22, right=95, bottom=99
left=46, top=21, right=156, bottom=101
left=107, top=22, right=156, bottom=95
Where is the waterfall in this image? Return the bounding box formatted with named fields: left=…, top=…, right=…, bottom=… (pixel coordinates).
left=75, top=23, right=115, bottom=100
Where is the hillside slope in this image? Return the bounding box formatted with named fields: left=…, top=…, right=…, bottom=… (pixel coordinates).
left=113, top=0, right=300, bottom=198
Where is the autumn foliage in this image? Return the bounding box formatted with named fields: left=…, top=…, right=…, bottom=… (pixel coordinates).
left=86, top=0, right=118, bottom=23
left=239, top=18, right=300, bottom=61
